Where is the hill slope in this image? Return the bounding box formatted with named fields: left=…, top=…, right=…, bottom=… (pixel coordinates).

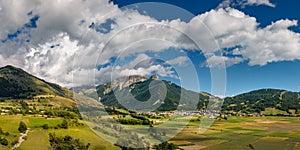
left=96, top=75, right=212, bottom=111
left=223, top=89, right=300, bottom=114
left=0, top=65, right=72, bottom=99
left=4, top=65, right=298, bottom=114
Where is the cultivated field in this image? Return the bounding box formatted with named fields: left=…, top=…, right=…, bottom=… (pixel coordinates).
left=0, top=114, right=300, bottom=149
left=170, top=116, right=300, bottom=150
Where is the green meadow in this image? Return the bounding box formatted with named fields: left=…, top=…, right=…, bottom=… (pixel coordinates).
left=0, top=115, right=119, bottom=150
left=0, top=115, right=300, bottom=149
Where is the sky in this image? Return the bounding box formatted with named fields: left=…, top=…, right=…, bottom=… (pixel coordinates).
left=0, top=0, right=299, bottom=97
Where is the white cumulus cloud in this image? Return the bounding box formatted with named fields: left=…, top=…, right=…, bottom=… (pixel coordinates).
left=218, top=0, right=275, bottom=8
left=0, top=0, right=299, bottom=88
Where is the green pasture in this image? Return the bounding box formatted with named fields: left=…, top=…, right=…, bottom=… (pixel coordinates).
left=0, top=115, right=119, bottom=150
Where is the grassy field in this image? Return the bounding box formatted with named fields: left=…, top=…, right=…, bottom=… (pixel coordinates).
left=18, top=127, right=119, bottom=150
left=0, top=115, right=119, bottom=150
left=0, top=115, right=300, bottom=150
left=170, top=116, right=300, bottom=150
left=17, top=129, right=49, bottom=150
left=0, top=115, right=23, bottom=150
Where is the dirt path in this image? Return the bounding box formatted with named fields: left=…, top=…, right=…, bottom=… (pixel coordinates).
left=279, top=91, right=286, bottom=100
left=11, top=129, right=29, bottom=150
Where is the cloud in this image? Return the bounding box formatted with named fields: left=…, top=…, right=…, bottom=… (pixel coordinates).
left=24, top=33, right=80, bottom=87
left=0, top=0, right=299, bottom=88
left=118, top=65, right=176, bottom=78
left=246, top=0, right=275, bottom=7
left=166, top=56, right=189, bottom=66
left=203, top=55, right=244, bottom=67
left=95, top=54, right=179, bottom=84
left=180, top=8, right=300, bottom=66
left=218, top=0, right=275, bottom=8
left=0, top=0, right=163, bottom=86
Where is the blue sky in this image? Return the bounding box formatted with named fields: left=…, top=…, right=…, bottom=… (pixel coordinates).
left=0, top=0, right=299, bottom=97
left=112, top=0, right=300, bottom=31
left=109, top=0, right=300, bottom=96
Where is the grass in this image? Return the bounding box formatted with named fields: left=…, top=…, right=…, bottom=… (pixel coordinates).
left=168, top=116, right=300, bottom=150
left=0, top=115, right=24, bottom=135
left=23, top=116, right=63, bottom=128
left=1, top=114, right=300, bottom=150
left=18, top=126, right=120, bottom=150
left=252, top=137, right=294, bottom=150
left=0, top=115, right=25, bottom=149
left=261, top=108, right=286, bottom=115
left=0, top=115, right=120, bottom=150
left=48, top=96, right=75, bottom=108
left=46, top=126, right=119, bottom=150
left=17, top=129, right=49, bottom=150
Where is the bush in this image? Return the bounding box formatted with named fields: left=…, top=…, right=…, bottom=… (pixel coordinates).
left=3, top=132, right=9, bottom=136
left=11, top=139, right=18, bottom=146
left=0, top=137, right=8, bottom=146
left=49, top=133, right=90, bottom=150
left=153, top=142, right=177, bottom=150
left=42, top=124, right=49, bottom=129
left=18, top=121, right=27, bottom=133
left=58, top=120, right=68, bottom=129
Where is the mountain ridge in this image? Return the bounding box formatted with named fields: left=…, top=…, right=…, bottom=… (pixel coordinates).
left=222, top=88, right=300, bottom=114
left=0, top=65, right=299, bottom=114
left=96, top=75, right=214, bottom=111
left=0, top=65, right=73, bottom=99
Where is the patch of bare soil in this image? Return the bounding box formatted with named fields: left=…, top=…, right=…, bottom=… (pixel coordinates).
left=179, top=145, right=207, bottom=150
left=11, top=129, right=29, bottom=150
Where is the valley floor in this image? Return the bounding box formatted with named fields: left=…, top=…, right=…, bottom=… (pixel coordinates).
left=171, top=116, right=300, bottom=150
left=0, top=115, right=119, bottom=150
left=0, top=115, right=299, bottom=149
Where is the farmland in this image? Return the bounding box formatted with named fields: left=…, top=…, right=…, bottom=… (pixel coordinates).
left=0, top=66, right=300, bottom=149
left=0, top=115, right=119, bottom=150
left=0, top=111, right=300, bottom=149
left=170, top=116, right=300, bottom=150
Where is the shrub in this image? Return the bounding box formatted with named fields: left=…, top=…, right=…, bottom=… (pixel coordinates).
left=3, top=132, right=9, bottom=136
left=42, top=124, right=49, bottom=129
left=58, top=120, right=68, bottom=129
left=153, top=142, right=177, bottom=150
left=0, top=137, right=8, bottom=146
left=18, top=121, right=27, bottom=133
left=11, top=139, right=18, bottom=146
left=49, top=133, right=90, bottom=150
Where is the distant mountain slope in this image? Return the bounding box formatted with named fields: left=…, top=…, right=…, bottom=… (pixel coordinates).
left=0, top=65, right=72, bottom=99
left=96, top=75, right=212, bottom=111
left=223, top=89, right=300, bottom=114
left=7, top=61, right=294, bottom=114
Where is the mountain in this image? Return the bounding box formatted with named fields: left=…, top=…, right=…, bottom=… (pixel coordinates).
left=0, top=65, right=73, bottom=99
left=1, top=65, right=299, bottom=114
left=222, top=88, right=300, bottom=114
left=96, top=75, right=213, bottom=111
